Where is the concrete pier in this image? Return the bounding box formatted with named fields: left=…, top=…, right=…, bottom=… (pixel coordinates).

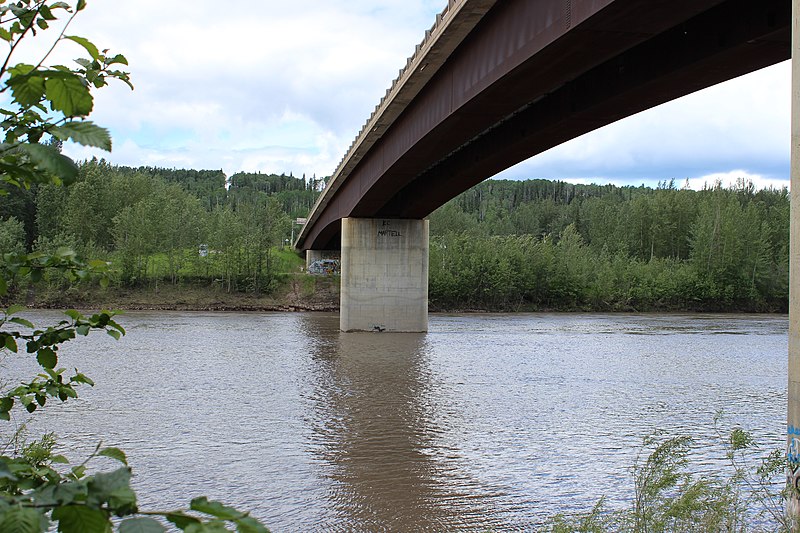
left=340, top=218, right=429, bottom=332
left=789, top=0, right=800, bottom=519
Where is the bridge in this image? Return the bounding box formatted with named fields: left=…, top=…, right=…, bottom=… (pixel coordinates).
left=295, top=0, right=792, bottom=334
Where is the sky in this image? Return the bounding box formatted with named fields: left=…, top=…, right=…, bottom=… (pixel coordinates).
left=28, top=0, right=792, bottom=190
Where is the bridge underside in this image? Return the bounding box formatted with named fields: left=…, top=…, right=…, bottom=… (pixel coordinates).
left=302, top=0, right=790, bottom=252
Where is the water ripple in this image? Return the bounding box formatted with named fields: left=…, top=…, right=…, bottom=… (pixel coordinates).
left=0, top=310, right=787, bottom=531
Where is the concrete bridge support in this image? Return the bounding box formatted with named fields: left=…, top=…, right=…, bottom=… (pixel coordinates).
left=340, top=218, right=429, bottom=332
left=790, top=0, right=800, bottom=520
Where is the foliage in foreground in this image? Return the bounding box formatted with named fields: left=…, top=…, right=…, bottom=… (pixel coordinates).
left=547, top=421, right=791, bottom=533
left=0, top=1, right=269, bottom=531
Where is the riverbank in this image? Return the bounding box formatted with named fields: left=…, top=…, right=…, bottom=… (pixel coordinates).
left=19, top=275, right=341, bottom=312
left=10, top=274, right=787, bottom=314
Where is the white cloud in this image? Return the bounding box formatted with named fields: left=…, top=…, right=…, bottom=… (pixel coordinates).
left=684, top=170, right=789, bottom=192
left=49, top=1, right=791, bottom=189
left=59, top=1, right=446, bottom=176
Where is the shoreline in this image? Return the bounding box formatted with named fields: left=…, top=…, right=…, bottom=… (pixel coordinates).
left=19, top=301, right=788, bottom=316
left=26, top=301, right=340, bottom=313
left=7, top=278, right=787, bottom=315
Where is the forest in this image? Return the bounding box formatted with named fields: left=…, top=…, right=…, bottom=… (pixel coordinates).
left=0, top=160, right=320, bottom=296
left=428, top=178, right=789, bottom=311
left=0, top=161, right=790, bottom=312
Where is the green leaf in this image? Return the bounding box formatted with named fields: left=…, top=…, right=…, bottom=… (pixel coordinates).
left=0, top=411, right=10, bottom=421
left=45, top=74, right=93, bottom=116
left=106, top=330, right=121, bottom=340
left=35, top=482, right=84, bottom=508
left=6, top=304, right=26, bottom=316
left=37, top=347, right=57, bottom=369
left=9, top=317, right=35, bottom=329
left=0, top=505, right=48, bottom=533
left=74, top=58, right=94, bottom=69
left=190, top=498, right=244, bottom=521
left=64, top=35, right=100, bottom=60
left=64, top=309, right=81, bottom=321
left=52, top=505, right=110, bottom=533
left=164, top=513, right=201, bottom=529
left=16, top=143, right=79, bottom=184
left=55, top=247, right=77, bottom=259
left=51, top=121, right=111, bottom=151
left=88, top=259, right=110, bottom=269
left=39, top=5, right=56, bottom=20
left=108, top=320, right=125, bottom=335
left=98, top=447, right=127, bottom=465
left=108, top=486, right=137, bottom=515
left=235, top=516, right=270, bottom=533
left=0, top=459, right=17, bottom=480
left=52, top=482, right=84, bottom=505
left=119, top=518, right=165, bottom=533
left=72, top=373, right=94, bottom=386
left=107, top=54, right=128, bottom=66
left=88, top=467, right=132, bottom=503
left=4, top=335, right=17, bottom=352
left=7, top=67, right=46, bottom=107
left=76, top=0, right=87, bottom=11
left=0, top=397, right=13, bottom=413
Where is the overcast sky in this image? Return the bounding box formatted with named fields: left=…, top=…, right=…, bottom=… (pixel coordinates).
left=42, top=1, right=791, bottom=190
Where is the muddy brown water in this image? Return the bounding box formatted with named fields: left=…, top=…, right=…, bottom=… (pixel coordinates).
left=1, top=311, right=787, bottom=531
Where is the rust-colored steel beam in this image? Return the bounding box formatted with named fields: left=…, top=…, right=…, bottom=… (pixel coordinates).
left=299, top=0, right=790, bottom=251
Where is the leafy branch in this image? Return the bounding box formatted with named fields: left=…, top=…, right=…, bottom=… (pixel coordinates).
left=0, top=1, right=131, bottom=192
left=0, top=438, right=269, bottom=532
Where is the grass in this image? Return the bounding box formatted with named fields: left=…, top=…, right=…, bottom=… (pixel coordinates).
left=546, top=419, right=791, bottom=533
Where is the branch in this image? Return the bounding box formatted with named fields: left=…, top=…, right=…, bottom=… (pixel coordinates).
left=32, top=6, right=80, bottom=72
left=0, top=2, right=45, bottom=80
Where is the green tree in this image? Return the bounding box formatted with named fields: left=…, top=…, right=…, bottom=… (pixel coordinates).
left=113, top=193, right=160, bottom=284
left=33, top=182, right=66, bottom=241
left=59, top=159, right=120, bottom=251
left=0, top=216, right=26, bottom=256
left=208, top=205, right=244, bottom=292
left=237, top=197, right=287, bottom=294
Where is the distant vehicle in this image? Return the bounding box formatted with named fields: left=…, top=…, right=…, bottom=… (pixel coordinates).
left=308, top=259, right=339, bottom=275
left=198, top=244, right=209, bottom=257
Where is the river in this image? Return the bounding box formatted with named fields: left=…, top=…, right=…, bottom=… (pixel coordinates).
left=0, top=311, right=788, bottom=531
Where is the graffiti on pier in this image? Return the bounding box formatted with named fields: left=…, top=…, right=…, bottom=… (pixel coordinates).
left=377, top=220, right=403, bottom=238
left=788, top=425, right=800, bottom=490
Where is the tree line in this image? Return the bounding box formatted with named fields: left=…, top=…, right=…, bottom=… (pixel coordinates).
left=0, top=159, right=789, bottom=311
left=0, top=159, right=321, bottom=295
left=428, top=178, right=789, bottom=311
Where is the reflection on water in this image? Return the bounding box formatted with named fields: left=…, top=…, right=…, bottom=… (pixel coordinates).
left=301, top=316, right=503, bottom=531
left=0, top=311, right=788, bottom=531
